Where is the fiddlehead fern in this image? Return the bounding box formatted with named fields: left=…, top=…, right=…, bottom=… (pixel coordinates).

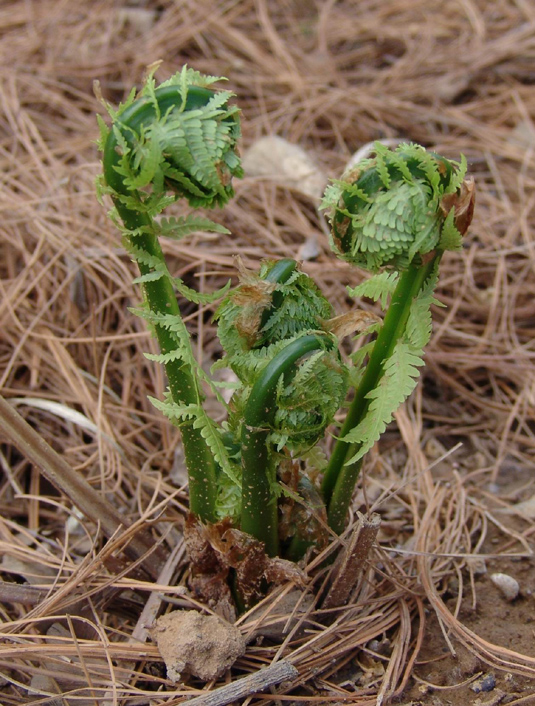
left=322, top=141, right=474, bottom=272
left=321, top=142, right=475, bottom=532
left=240, top=334, right=337, bottom=556
left=216, top=260, right=348, bottom=451
left=216, top=260, right=349, bottom=554
left=98, top=67, right=242, bottom=523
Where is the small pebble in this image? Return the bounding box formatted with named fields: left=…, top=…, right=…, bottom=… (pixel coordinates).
left=471, top=673, right=496, bottom=693
left=490, top=572, right=520, bottom=601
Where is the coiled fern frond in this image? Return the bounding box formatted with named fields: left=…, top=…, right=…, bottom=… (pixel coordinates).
left=97, top=66, right=243, bottom=523
left=98, top=66, right=243, bottom=211
left=216, top=260, right=349, bottom=454
left=321, top=142, right=475, bottom=271
left=321, top=141, right=475, bottom=532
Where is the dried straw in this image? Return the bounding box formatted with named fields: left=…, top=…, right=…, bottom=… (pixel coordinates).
left=1, top=0, right=534, bottom=704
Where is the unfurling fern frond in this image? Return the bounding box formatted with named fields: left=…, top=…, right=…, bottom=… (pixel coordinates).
left=322, top=143, right=475, bottom=534
left=321, top=142, right=475, bottom=271
left=99, top=67, right=244, bottom=523
left=99, top=70, right=242, bottom=211
left=99, top=67, right=475, bottom=560
left=216, top=260, right=332, bottom=357
left=271, top=348, right=348, bottom=453
left=216, top=260, right=348, bottom=449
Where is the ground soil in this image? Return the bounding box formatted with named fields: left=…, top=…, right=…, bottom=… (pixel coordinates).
left=400, top=465, right=535, bottom=705
left=404, top=557, right=535, bottom=705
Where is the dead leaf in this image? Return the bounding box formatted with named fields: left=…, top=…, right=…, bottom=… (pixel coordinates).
left=227, top=257, right=276, bottom=346
left=264, top=557, right=306, bottom=587
left=440, top=176, right=476, bottom=235
left=323, top=310, right=381, bottom=339
left=185, top=515, right=309, bottom=610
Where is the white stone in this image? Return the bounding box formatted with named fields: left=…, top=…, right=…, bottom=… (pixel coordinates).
left=490, top=572, right=519, bottom=601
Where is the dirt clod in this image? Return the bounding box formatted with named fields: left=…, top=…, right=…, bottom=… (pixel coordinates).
left=151, top=610, right=246, bottom=683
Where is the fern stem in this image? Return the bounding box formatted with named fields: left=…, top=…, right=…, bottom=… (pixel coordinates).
left=112, top=209, right=217, bottom=523
left=101, top=85, right=225, bottom=523
left=241, top=334, right=331, bottom=556
left=324, top=256, right=439, bottom=533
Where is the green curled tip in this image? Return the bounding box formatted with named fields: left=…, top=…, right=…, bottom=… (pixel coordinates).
left=321, top=142, right=475, bottom=272
left=101, top=70, right=243, bottom=210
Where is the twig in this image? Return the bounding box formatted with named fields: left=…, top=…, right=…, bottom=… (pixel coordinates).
left=184, top=661, right=298, bottom=706
left=323, top=512, right=381, bottom=609
left=0, top=581, right=48, bottom=605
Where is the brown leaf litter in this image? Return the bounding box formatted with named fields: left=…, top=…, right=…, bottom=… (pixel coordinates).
left=185, top=515, right=306, bottom=619
left=1, top=1, right=535, bottom=704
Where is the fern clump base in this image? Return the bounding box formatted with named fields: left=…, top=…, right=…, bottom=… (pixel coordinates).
left=98, top=67, right=474, bottom=605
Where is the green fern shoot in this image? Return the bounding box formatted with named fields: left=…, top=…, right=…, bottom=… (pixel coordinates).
left=320, top=142, right=475, bottom=532
left=98, top=66, right=243, bottom=523
left=98, top=66, right=474, bottom=567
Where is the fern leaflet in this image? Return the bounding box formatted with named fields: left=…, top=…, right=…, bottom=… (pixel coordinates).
left=343, top=341, right=425, bottom=465
left=148, top=398, right=239, bottom=485
left=156, top=215, right=230, bottom=239
left=438, top=208, right=463, bottom=251
left=347, top=271, right=399, bottom=309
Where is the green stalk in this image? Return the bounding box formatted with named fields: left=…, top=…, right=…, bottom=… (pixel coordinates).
left=241, top=335, right=331, bottom=556
left=108, top=208, right=217, bottom=523
left=101, top=85, right=226, bottom=523
left=323, top=255, right=440, bottom=533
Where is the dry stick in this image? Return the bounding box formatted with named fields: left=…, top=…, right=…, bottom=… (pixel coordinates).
left=323, top=512, right=381, bottom=610
left=0, top=581, right=48, bottom=605
left=0, top=395, right=165, bottom=579
left=184, top=661, right=298, bottom=706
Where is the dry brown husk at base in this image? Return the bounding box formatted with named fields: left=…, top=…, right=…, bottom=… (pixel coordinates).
left=1, top=1, right=535, bottom=704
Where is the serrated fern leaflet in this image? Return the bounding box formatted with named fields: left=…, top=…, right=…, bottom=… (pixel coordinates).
left=343, top=341, right=425, bottom=465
